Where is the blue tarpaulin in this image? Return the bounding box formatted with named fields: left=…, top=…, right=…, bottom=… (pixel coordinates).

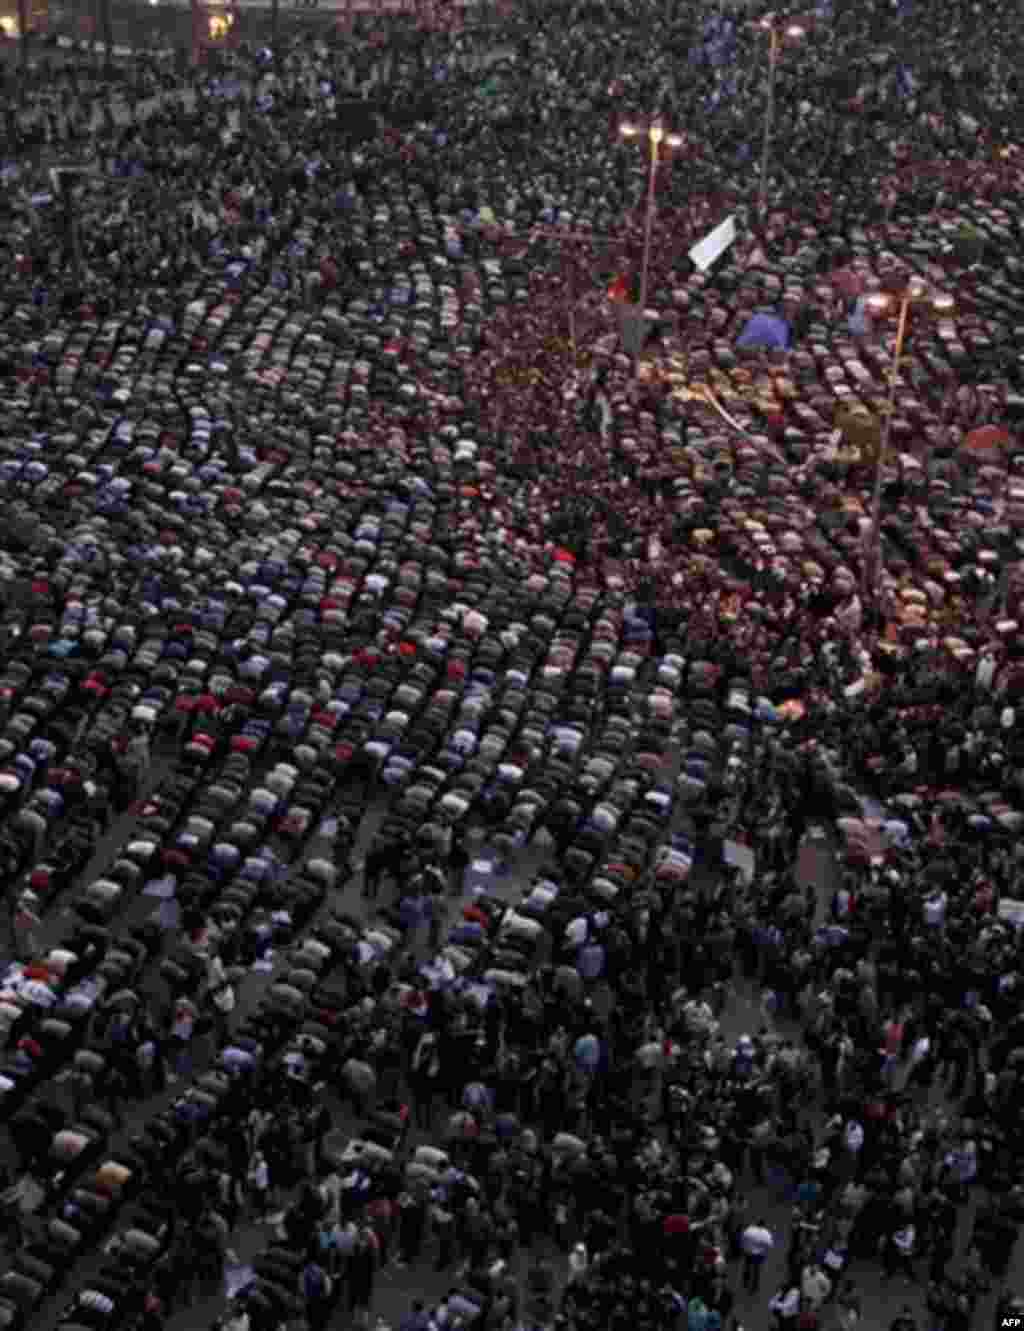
left=736, top=312, right=791, bottom=350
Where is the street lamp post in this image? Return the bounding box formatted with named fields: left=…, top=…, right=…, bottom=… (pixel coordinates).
left=190, top=0, right=199, bottom=66
left=620, top=120, right=682, bottom=310
left=861, top=280, right=954, bottom=604
left=16, top=0, right=27, bottom=76
left=756, top=16, right=806, bottom=220
left=619, top=120, right=683, bottom=369
left=639, top=123, right=662, bottom=316
left=102, top=0, right=113, bottom=72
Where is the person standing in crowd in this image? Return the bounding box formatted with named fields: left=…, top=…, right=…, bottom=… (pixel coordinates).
left=348, top=1224, right=380, bottom=1324
left=769, top=1281, right=801, bottom=1329
left=426, top=880, right=447, bottom=952
left=204, top=943, right=237, bottom=1047
left=410, top=1029, right=442, bottom=1130
left=398, top=1300, right=430, bottom=1331
left=168, top=996, right=197, bottom=1084
left=884, top=1220, right=918, bottom=1282
left=448, top=824, right=470, bottom=896
left=12, top=889, right=40, bottom=962
left=740, top=1217, right=776, bottom=1293
left=112, top=721, right=152, bottom=811
left=247, top=1147, right=271, bottom=1223
left=431, top=1193, right=457, bottom=1273
left=363, top=834, right=408, bottom=902
left=395, top=1189, right=427, bottom=1268
left=301, top=1256, right=333, bottom=1331
left=836, top=1279, right=862, bottom=1330
left=220, top=1298, right=251, bottom=1331
left=0, top=1171, right=26, bottom=1253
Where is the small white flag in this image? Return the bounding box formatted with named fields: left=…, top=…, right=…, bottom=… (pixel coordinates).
left=689, top=215, right=737, bottom=273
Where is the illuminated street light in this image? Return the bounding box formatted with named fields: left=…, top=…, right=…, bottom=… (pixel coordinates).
left=755, top=15, right=807, bottom=219
left=618, top=120, right=684, bottom=367
left=861, top=280, right=955, bottom=603
left=619, top=121, right=684, bottom=313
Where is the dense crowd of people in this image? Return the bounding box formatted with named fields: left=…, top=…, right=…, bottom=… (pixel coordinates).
left=0, top=1, right=1023, bottom=1330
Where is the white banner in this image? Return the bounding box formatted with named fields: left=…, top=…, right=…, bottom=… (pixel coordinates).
left=689, top=215, right=736, bottom=273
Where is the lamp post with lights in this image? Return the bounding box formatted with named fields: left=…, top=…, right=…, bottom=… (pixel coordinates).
left=861, top=280, right=955, bottom=602
left=16, top=0, right=26, bottom=72
left=619, top=120, right=683, bottom=315
left=756, top=15, right=806, bottom=220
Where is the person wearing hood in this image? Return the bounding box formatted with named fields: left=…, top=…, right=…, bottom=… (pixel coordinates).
left=12, top=888, right=40, bottom=961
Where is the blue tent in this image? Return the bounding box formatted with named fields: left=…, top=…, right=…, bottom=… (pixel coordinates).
left=736, top=312, right=791, bottom=350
